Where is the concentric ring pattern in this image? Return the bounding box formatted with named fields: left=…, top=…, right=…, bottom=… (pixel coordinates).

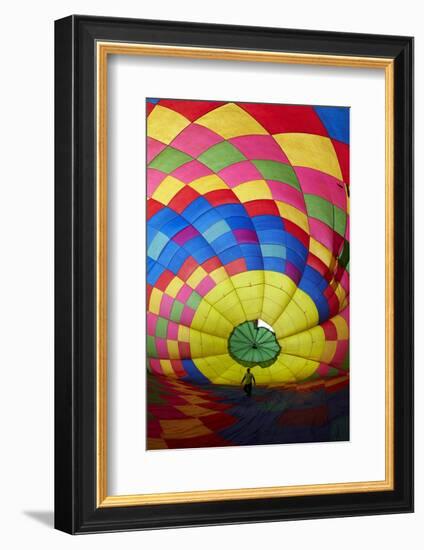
left=147, top=99, right=349, bottom=387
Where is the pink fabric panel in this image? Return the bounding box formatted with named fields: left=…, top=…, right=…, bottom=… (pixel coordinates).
left=176, top=285, right=193, bottom=303
left=159, top=295, right=174, bottom=318
left=296, top=167, right=347, bottom=211
left=332, top=340, right=349, bottom=365
left=147, top=168, right=167, bottom=197
left=170, top=123, right=223, bottom=157
left=147, top=313, right=158, bottom=336
left=229, top=135, right=289, bottom=163
left=156, top=339, right=169, bottom=357
left=218, top=161, right=263, bottom=187
left=167, top=321, right=179, bottom=340
left=267, top=180, right=306, bottom=212
left=180, top=308, right=195, bottom=325
left=147, top=137, right=166, bottom=163
left=195, top=276, right=215, bottom=296
left=308, top=218, right=334, bottom=250
left=172, top=159, right=213, bottom=183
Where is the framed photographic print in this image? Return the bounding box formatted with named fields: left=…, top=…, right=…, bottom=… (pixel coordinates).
left=54, top=15, right=414, bottom=533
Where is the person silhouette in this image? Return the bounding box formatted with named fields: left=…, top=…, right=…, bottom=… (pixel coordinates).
left=241, top=368, right=256, bottom=397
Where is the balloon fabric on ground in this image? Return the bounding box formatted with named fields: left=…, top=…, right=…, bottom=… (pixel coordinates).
left=146, top=99, right=349, bottom=449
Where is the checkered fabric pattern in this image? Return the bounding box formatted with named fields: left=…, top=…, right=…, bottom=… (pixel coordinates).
left=147, top=99, right=349, bottom=387
left=147, top=373, right=349, bottom=449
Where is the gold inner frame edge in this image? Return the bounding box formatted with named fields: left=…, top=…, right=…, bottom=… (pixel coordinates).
left=96, top=42, right=395, bottom=508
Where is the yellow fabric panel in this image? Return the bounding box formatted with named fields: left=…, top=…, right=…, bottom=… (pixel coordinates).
left=200, top=333, right=228, bottom=356
left=265, top=270, right=297, bottom=293
left=275, top=289, right=319, bottom=338
left=235, top=283, right=264, bottom=300
left=261, top=297, right=286, bottom=326
left=177, top=325, right=190, bottom=342
left=203, top=279, right=248, bottom=325
left=209, top=266, right=228, bottom=284
left=261, top=273, right=296, bottom=324
left=280, top=331, right=315, bottom=357
left=191, top=302, right=234, bottom=338
left=232, top=270, right=263, bottom=288
left=200, top=306, right=233, bottom=338
left=213, top=366, right=244, bottom=385
left=149, top=287, right=162, bottom=315
left=274, top=133, right=342, bottom=180
left=160, top=418, right=212, bottom=439
left=151, top=176, right=185, bottom=204
left=278, top=354, right=319, bottom=381
left=147, top=438, right=168, bottom=449
left=183, top=395, right=210, bottom=405
left=191, top=359, right=221, bottom=381
left=190, top=174, right=228, bottom=194
left=215, top=354, right=235, bottom=368
left=190, top=309, right=207, bottom=333
left=217, top=302, right=246, bottom=326
left=186, top=266, right=207, bottom=287
left=321, top=341, right=337, bottom=363
left=309, top=237, right=333, bottom=268
left=176, top=405, right=215, bottom=417
left=334, top=283, right=347, bottom=307
left=166, top=341, right=180, bottom=359
left=247, top=366, right=273, bottom=386
left=190, top=301, right=213, bottom=331
left=272, top=309, right=295, bottom=338
left=203, top=354, right=235, bottom=369
left=332, top=314, right=349, bottom=339
left=147, top=105, right=190, bottom=144
left=159, top=360, right=177, bottom=376
left=232, top=180, right=271, bottom=202
left=165, top=277, right=184, bottom=298
left=279, top=325, right=326, bottom=359
left=231, top=273, right=264, bottom=320
left=205, top=279, right=235, bottom=305
left=276, top=201, right=309, bottom=233
left=193, top=355, right=233, bottom=381
left=267, top=358, right=298, bottom=383
left=188, top=331, right=202, bottom=357
left=196, top=103, right=268, bottom=139
left=236, top=296, right=263, bottom=321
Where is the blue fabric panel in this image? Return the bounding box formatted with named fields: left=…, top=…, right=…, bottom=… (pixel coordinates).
left=314, top=106, right=350, bottom=144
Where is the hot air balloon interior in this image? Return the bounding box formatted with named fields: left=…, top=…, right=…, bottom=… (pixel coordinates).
left=146, top=98, right=349, bottom=450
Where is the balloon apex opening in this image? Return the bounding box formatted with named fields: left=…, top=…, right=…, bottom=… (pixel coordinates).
left=228, top=320, right=281, bottom=369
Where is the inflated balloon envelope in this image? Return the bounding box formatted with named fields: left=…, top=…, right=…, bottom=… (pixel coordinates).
left=146, top=98, right=350, bottom=449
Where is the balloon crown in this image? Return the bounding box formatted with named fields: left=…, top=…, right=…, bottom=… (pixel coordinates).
left=228, top=320, right=281, bottom=369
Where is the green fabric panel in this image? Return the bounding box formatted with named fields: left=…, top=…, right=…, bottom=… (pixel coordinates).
left=304, top=194, right=334, bottom=227
left=327, top=366, right=340, bottom=377
left=147, top=335, right=157, bottom=357
left=148, top=146, right=192, bottom=174
left=338, top=241, right=350, bottom=269
left=340, top=350, right=350, bottom=371
left=252, top=160, right=300, bottom=190
left=155, top=317, right=168, bottom=339
left=169, top=300, right=184, bottom=322
left=228, top=321, right=280, bottom=368
left=186, top=291, right=202, bottom=310
left=334, top=205, right=347, bottom=236
left=198, top=141, right=246, bottom=172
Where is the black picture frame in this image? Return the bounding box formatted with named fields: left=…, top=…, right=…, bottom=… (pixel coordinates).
left=55, top=15, right=414, bottom=534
